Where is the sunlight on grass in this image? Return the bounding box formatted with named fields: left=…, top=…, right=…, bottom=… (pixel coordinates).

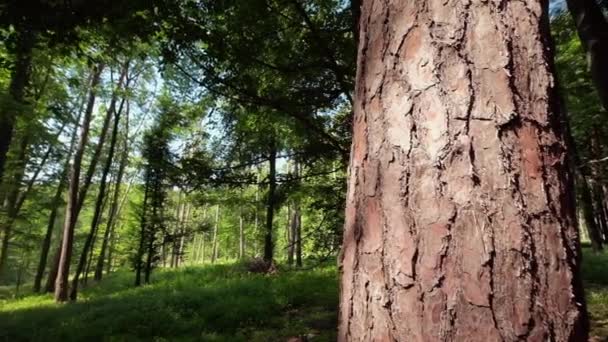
left=1, top=250, right=607, bottom=341
left=0, top=262, right=338, bottom=341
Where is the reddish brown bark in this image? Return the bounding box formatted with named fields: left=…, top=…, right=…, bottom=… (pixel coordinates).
left=339, top=1, right=588, bottom=341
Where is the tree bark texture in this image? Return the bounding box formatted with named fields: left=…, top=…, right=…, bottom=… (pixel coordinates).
left=339, top=1, right=588, bottom=341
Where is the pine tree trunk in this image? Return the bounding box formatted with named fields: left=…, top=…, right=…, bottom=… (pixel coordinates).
left=565, top=0, right=608, bottom=112
left=211, top=205, right=220, bottom=263
left=264, top=144, right=277, bottom=262
left=339, top=1, right=588, bottom=340
left=54, top=64, right=103, bottom=302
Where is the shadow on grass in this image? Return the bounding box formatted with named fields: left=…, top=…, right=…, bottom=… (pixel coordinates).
left=0, top=264, right=338, bottom=342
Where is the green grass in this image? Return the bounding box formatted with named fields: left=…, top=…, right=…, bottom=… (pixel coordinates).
left=0, top=262, right=338, bottom=342
left=583, top=248, right=608, bottom=339
left=1, top=249, right=607, bottom=341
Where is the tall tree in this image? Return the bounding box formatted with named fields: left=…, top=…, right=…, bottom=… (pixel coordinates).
left=70, top=84, right=128, bottom=300
left=338, top=0, right=588, bottom=340
left=54, top=64, right=103, bottom=302
left=95, top=100, right=131, bottom=281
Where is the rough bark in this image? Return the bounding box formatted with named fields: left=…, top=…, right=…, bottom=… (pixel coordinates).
left=264, top=144, right=277, bottom=262
left=565, top=0, right=608, bottom=112
left=339, top=1, right=588, bottom=341
left=54, top=64, right=103, bottom=302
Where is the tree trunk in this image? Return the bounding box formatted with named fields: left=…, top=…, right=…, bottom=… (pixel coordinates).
left=566, top=0, right=608, bottom=112
left=254, top=170, right=260, bottom=257
left=135, top=183, right=150, bottom=287
left=239, top=205, right=245, bottom=259
left=580, top=174, right=604, bottom=251
left=0, top=134, right=29, bottom=280
left=33, top=176, right=64, bottom=292
left=54, top=64, right=103, bottom=302
left=294, top=205, right=302, bottom=268
left=287, top=204, right=294, bottom=266
left=96, top=101, right=130, bottom=280
left=33, top=73, right=90, bottom=293
left=44, top=240, right=61, bottom=293
left=69, top=92, right=126, bottom=301
left=339, top=1, right=588, bottom=340
left=264, top=144, right=277, bottom=262
left=84, top=182, right=112, bottom=285
left=0, top=28, right=34, bottom=188
left=594, top=184, right=608, bottom=242
left=211, top=205, right=220, bottom=263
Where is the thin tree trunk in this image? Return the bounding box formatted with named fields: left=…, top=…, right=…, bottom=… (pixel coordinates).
left=580, top=174, right=604, bottom=251
left=84, top=183, right=112, bottom=285
left=44, top=239, right=62, bottom=293
left=264, top=144, right=277, bottom=262
left=339, top=1, right=588, bottom=340
left=294, top=205, right=302, bottom=268
left=254, top=170, right=260, bottom=257
left=96, top=101, right=130, bottom=280
left=287, top=204, right=294, bottom=266
left=0, top=134, right=29, bottom=280
left=54, top=64, right=104, bottom=302
left=69, top=93, right=126, bottom=301
left=135, top=183, right=150, bottom=287
left=566, top=0, right=608, bottom=112
left=239, top=204, right=245, bottom=259
left=211, top=205, right=220, bottom=263
left=33, top=73, right=90, bottom=293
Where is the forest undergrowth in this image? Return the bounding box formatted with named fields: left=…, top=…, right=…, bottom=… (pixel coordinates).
left=0, top=248, right=607, bottom=342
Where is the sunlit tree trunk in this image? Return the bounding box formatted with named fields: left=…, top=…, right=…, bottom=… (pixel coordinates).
left=54, top=64, right=103, bottom=302
left=96, top=102, right=130, bottom=280
left=339, top=0, right=588, bottom=340
left=69, top=92, right=126, bottom=300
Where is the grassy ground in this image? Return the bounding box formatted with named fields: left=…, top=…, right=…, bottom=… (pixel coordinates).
left=0, top=248, right=607, bottom=341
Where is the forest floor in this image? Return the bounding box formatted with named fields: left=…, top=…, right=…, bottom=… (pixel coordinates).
left=0, top=248, right=606, bottom=342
